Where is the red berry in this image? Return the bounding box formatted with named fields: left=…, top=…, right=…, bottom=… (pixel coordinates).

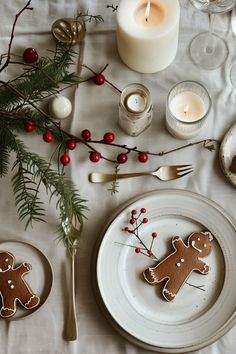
left=130, top=218, right=135, bottom=225
left=60, top=153, right=70, bottom=166
left=147, top=250, right=153, bottom=256
left=117, top=153, right=128, bottom=164
left=132, top=209, right=137, bottom=215
left=23, top=48, right=38, bottom=63
left=66, top=139, right=77, bottom=150
left=140, top=208, right=147, bottom=213
left=152, top=232, right=158, bottom=238
left=138, top=152, right=148, bottom=163
left=124, top=227, right=129, bottom=232
left=24, top=120, right=35, bottom=133
left=81, top=129, right=91, bottom=140
left=135, top=248, right=141, bottom=254
left=94, top=73, right=105, bottom=85
left=89, top=151, right=101, bottom=163
left=43, top=131, right=53, bottom=143
left=103, top=132, right=115, bottom=143
left=142, top=217, right=148, bottom=223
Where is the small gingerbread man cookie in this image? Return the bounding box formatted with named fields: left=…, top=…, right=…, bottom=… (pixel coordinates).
left=0, top=251, right=40, bottom=318
left=143, top=231, right=213, bottom=302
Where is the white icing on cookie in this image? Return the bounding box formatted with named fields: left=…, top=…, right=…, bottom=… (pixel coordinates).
left=176, top=262, right=181, bottom=267
left=163, top=289, right=176, bottom=298
left=191, top=240, right=202, bottom=253
left=203, top=231, right=213, bottom=241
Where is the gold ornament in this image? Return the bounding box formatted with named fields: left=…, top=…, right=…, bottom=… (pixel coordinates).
left=51, top=18, right=85, bottom=46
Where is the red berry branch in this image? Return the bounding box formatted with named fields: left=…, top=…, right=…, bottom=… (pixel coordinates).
left=119, top=208, right=158, bottom=260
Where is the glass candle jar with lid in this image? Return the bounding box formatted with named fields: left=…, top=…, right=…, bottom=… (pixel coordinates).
left=119, top=83, right=153, bottom=137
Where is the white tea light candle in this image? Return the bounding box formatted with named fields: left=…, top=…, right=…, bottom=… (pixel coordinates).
left=166, top=81, right=211, bottom=140
left=116, top=0, right=180, bottom=73
left=125, top=93, right=147, bottom=113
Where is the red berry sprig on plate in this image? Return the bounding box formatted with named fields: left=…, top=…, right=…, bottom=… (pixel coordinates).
left=122, top=208, right=158, bottom=259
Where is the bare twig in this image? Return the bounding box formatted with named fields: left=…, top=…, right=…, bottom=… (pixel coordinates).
left=0, top=0, right=33, bottom=73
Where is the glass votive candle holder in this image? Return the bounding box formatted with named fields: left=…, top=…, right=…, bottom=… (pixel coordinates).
left=166, top=80, right=212, bottom=140
left=119, top=83, right=153, bottom=137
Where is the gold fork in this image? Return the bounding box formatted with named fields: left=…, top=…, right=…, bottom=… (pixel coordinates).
left=89, top=165, right=193, bottom=183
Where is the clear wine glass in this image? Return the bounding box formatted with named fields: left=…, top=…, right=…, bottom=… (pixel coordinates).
left=189, top=0, right=235, bottom=70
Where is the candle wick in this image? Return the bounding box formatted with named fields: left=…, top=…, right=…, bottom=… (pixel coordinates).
left=184, top=105, right=189, bottom=114
left=145, top=0, right=151, bottom=23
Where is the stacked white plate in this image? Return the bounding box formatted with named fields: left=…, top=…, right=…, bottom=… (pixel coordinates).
left=93, top=189, right=236, bottom=352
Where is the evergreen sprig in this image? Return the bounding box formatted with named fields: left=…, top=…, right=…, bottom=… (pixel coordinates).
left=0, top=2, right=91, bottom=250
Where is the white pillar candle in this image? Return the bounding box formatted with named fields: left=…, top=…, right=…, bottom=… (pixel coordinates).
left=116, top=0, right=180, bottom=73
left=166, top=81, right=211, bottom=140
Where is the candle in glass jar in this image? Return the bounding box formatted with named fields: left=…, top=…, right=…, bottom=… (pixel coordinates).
left=166, top=81, right=212, bottom=140
left=169, top=92, right=206, bottom=122
left=119, top=84, right=153, bottom=137
left=116, top=0, right=180, bottom=73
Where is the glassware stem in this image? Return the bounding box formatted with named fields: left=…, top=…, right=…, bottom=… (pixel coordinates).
left=205, top=12, right=215, bottom=54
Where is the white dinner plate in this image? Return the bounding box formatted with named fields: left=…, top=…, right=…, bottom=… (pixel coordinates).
left=94, top=189, right=236, bottom=353
left=0, top=240, right=53, bottom=320
left=219, top=121, right=236, bottom=187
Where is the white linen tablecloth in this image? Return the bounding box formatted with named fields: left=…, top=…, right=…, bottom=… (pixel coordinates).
left=0, top=0, right=235, bottom=353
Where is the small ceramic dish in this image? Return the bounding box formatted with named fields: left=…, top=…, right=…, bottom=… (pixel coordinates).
left=219, top=121, right=236, bottom=188
left=0, top=240, right=53, bottom=320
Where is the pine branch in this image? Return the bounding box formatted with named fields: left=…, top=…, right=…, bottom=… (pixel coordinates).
left=4, top=129, right=88, bottom=239
left=0, top=124, right=14, bottom=176
left=76, top=10, right=104, bottom=24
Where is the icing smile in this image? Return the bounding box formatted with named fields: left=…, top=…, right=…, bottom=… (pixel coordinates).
left=191, top=240, right=202, bottom=253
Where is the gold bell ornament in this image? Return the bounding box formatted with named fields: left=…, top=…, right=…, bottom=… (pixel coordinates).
left=51, top=18, right=85, bottom=46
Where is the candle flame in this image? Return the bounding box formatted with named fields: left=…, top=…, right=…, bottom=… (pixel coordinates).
left=184, top=105, right=189, bottom=114
left=145, top=1, right=151, bottom=22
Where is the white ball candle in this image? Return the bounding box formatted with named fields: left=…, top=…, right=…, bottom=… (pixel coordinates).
left=166, top=81, right=212, bottom=140
left=116, top=0, right=180, bottom=73
left=49, top=95, right=72, bottom=120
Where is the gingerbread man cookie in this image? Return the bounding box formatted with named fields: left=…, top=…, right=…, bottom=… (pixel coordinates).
left=0, top=251, right=40, bottom=318
left=143, top=231, right=213, bottom=302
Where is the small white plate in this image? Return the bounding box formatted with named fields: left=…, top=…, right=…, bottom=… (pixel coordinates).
left=0, top=240, right=53, bottom=320
left=95, top=189, right=236, bottom=353
left=219, top=121, right=236, bottom=187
